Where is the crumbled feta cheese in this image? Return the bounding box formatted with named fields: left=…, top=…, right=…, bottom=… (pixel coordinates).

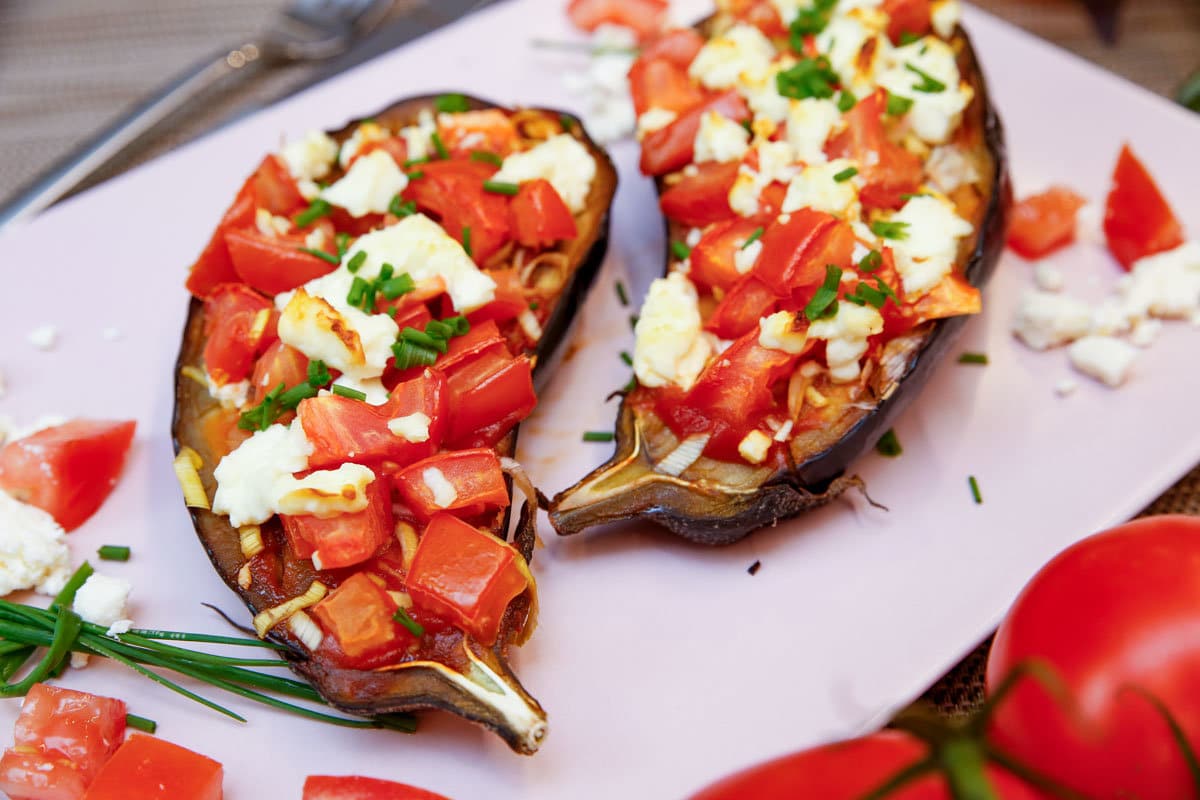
left=275, top=463, right=375, bottom=517
left=931, top=0, right=963, bottom=38
left=694, top=111, right=750, bottom=164
left=1069, top=336, right=1137, bottom=387
left=1119, top=242, right=1200, bottom=320
left=101, top=327, right=122, bottom=342
left=388, top=412, right=431, bottom=443
left=729, top=140, right=798, bottom=216
left=809, top=303, right=884, bottom=383
left=889, top=195, right=974, bottom=297
left=281, top=130, right=339, bottom=182
left=212, top=421, right=315, bottom=527
left=735, top=238, right=764, bottom=275
left=492, top=134, right=596, bottom=213
left=320, top=149, right=408, bottom=218
left=205, top=374, right=250, bottom=409
left=786, top=98, right=843, bottom=165
left=1130, top=318, right=1163, bottom=348
left=255, top=208, right=291, bottom=237
left=637, top=107, right=678, bottom=140
left=686, top=227, right=704, bottom=247
left=304, top=227, right=328, bottom=251
left=0, top=492, right=71, bottom=597
left=634, top=273, right=713, bottom=391
left=758, top=311, right=808, bottom=354
left=423, top=467, right=458, bottom=509
left=877, top=38, right=973, bottom=144
left=73, top=574, right=133, bottom=631
left=1054, top=378, right=1079, bottom=397
left=782, top=159, right=861, bottom=218
left=738, top=430, right=773, bottom=465
left=738, top=63, right=792, bottom=124
left=1034, top=263, right=1064, bottom=293
left=1012, top=291, right=1093, bottom=350
left=689, top=24, right=776, bottom=90
left=818, top=10, right=890, bottom=95
left=339, top=121, right=390, bottom=169
left=27, top=325, right=58, bottom=351
left=925, top=145, right=979, bottom=193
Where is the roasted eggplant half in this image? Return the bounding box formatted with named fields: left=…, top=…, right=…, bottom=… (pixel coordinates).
left=172, top=94, right=616, bottom=753
left=551, top=7, right=1011, bottom=545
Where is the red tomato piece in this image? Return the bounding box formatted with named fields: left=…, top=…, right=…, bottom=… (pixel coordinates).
left=658, top=161, right=740, bottom=227
left=690, top=217, right=769, bottom=291
left=303, top=775, right=451, bottom=800
left=249, top=341, right=309, bottom=404
left=638, top=28, right=705, bottom=68
left=403, top=160, right=510, bottom=267
left=443, top=352, right=536, bottom=449
left=312, top=573, right=408, bottom=661
left=0, top=419, right=135, bottom=531
left=280, top=473, right=394, bottom=570
left=393, top=449, right=509, bottom=522
left=433, top=319, right=508, bottom=375
left=1006, top=186, right=1088, bottom=259
left=724, top=0, right=788, bottom=37
left=467, top=270, right=528, bottom=325
left=752, top=208, right=842, bottom=296
left=185, top=178, right=255, bottom=298
left=882, top=0, right=932, bottom=43
left=0, top=749, right=90, bottom=800
left=704, top=274, right=778, bottom=340
left=252, top=154, right=306, bottom=216
left=1103, top=144, right=1185, bottom=270
left=510, top=179, right=578, bottom=248
left=203, top=283, right=277, bottom=386
left=987, top=515, right=1200, bottom=800
left=828, top=90, right=923, bottom=210
left=436, top=109, right=519, bottom=157
left=640, top=91, right=751, bottom=176
left=628, top=57, right=708, bottom=117
left=355, top=137, right=409, bottom=169
left=224, top=227, right=338, bottom=296
left=566, top=0, right=668, bottom=39
left=82, top=734, right=222, bottom=800
left=688, top=730, right=1039, bottom=799
left=406, top=513, right=529, bottom=645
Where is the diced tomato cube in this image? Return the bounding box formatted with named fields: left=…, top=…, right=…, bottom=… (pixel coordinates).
left=628, top=57, right=707, bottom=118
left=281, top=473, right=394, bottom=570
left=467, top=270, right=528, bottom=326
left=705, top=274, right=779, bottom=340
left=312, top=573, right=406, bottom=661
left=689, top=216, right=770, bottom=291
left=443, top=352, right=536, bottom=449
left=203, top=283, right=278, bottom=386
left=393, top=449, right=509, bottom=522
left=658, top=161, right=740, bottom=227
left=752, top=209, right=843, bottom=296
left=224, top=225, right=338, bottom=296
left=883, top=0, right=932, bottom=43
left=638, top=28, right=705, bottom=68
left=436, top=109, right=519, bottom=157
left=249, top=341, right=309, bottom=405
left=406, top=513, right=530, bottom=645
left=640, top=91, right=751, bottom=176
left=0, top=749, right=90, bottom=800
left=1007, top=187, right=1088, bottom=259
left=303, top=775, right=451, bottom=800
left=510, top=180, right=578, bottom=248
left=82, top=734, right=222, bottom=800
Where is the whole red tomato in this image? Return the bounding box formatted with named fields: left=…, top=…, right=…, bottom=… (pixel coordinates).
left=987, top=515, right=1200, bottom=799
left=686, top=731, right=1039, bottom=799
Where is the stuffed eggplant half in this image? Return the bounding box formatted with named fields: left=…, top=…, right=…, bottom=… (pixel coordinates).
left=551, top=1, right=1010, bottom=545
left=172, top=94, right=616, bottom=753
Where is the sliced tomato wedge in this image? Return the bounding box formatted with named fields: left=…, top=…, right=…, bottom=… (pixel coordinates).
left=393, top=449, right=509, bottom=522
left=224, top=225, right=338, bottom=296
left=436, top=109, right=519, bottom=157
left=405, top=512, right=530, bottom=645
left=510, top=179, right=578, bottom=248
left=628, top=57, right=708, bottom=117
left=640, top=91, right=751, bottom=176
left=467, top=270, right=528, bottom=325
left=883, top=0, right=932, bottom=42
left=280, top=472, right=394, bottom=570
left=690, top=216, right=769, bottom=291
left=185, top=177, right=255, bottom=298
left=1103, top=144, right=1185, bottom=270
left=752, top=209, right=842, bottom=296
left=82, top=734, right=222, bottom=800
left=1007, top=187, right=1088, bottom=259
left=828, top=90, right=923, bottom=210
left=203, top=283, right=278, bottom=386
left=249, top=341, right=310, bottom=404
left=312, top=572, right=411, bottom=663
left=443, top=351, right=536, bottom=449
left=705, top=273, right=779, bottom=340
left=403, top=160, right=510, bottom=267
left=0, top=419, right=135, bottom=532
left=566, top=0, right=668, bottom=39
left=303, top=775, right=451, bottom=800
left=659, top=161, right=740, bottom=227
left=355, top=137, right=409, bottom=169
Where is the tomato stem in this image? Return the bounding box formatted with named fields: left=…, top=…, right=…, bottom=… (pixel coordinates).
left=1125, top=686, right=1200, bottom=791
left=857, top=757, right=938, bottom=800
left=939, top=739, right=1000, bottom=800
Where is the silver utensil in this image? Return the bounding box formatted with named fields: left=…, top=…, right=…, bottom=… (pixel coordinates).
left=0, top=0, right=394, bottom=231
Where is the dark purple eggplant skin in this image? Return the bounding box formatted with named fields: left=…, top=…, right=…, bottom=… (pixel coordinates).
left=550, top=28, right=1012, bottom=546
left=171, top=94, right=617, bottom=754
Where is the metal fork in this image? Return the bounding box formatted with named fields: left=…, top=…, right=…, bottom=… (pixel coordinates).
left=0, top=0, right=394, bottom=230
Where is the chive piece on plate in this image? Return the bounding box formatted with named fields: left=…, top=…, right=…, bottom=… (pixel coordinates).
left=958, top=352, right=989, bottom=365
left=125, top=713, right=157, bottom=734
left=582, top=431, right=615, bottom=443
left=98, top=545, right=131, bottom=562
left=969, top=475, right=983, bottom=504
left=876, top=429, right=903, bottom=458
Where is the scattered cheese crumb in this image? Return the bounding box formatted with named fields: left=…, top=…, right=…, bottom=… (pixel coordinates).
left=1068, top=336, right=1137, bottom=388
left=0, top=492, right=71, bottom=597
left=1033, top=263, right=1064, bottom=293
left=1011, top=291, right=1092, bottom=350
left=423, top=467, right=458, bottom=509
left=27, top=325, right=58, bottom=351
left=1054, top=378, right=1079, bottom=398
left=388, top=412, right=431, bottom=443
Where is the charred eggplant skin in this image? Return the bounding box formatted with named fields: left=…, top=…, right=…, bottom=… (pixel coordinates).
left=172, top=94, right=617, bottom=753
left=550, top=29, right=1012, bottom=546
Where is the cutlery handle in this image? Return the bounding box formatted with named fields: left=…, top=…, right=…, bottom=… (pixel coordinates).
left=0, top=44, right=265, bottom=231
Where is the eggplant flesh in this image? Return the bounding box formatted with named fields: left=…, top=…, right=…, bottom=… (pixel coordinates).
left=550, top=28, right=1012, bottom=546
left=172, top=94, right=617, bottom=754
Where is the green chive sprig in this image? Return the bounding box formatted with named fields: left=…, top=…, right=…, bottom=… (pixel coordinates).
left=293, top=199, right=332, bottom=228
left=876, top=429, right=903, bottom=458
left=804, top=264, right=843, bottom=322
left=958, top=352, right=989, bottom=365
left=98, top=545, right=130, bottom=562
left=393, top=608, right=425, bottom=638
left=391, top=316, right=470, bottom=371
left=238, top=359, right=332, bottom=432
left=434, top=93, right=470, bottom=113
left=297, top=247, right=340, bottom=266
left=582, top=431, right=615, bottom=443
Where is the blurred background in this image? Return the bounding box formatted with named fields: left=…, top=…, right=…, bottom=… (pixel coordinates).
left=1, top=0, right=1197, bottom=209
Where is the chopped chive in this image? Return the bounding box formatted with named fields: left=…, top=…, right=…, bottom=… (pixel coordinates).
left=671, top=240, right=691, bottom=260
left=331, top=385, right=367, bottom=401
left=335, top=232, right=351, bottom=257
left=434, top=93, right=470, bottom=113
left=837, top=90, right=857, bottom=113
left=621, top=376, right=637, bottom=393
left=560, top=113, right=575, bottom=132
left=125, top=713, right=157, bottom=733
left=430, top=131, right=449, bottom=160
left=859, top=249, right=883, bottom=272
left=406, top=169, right=425, bottom=181
left=401, top=327, right=441, bottom=350
left=833, top=166, right=859, bottom=183
left=968, top=475, right=983, bottom=504
left=391, top=340, right=439, bottom=370
left=470, top=150, right=503, bottom=167
left=346, top=251, right=367, bottom=273
left=899, top=31, right=922, bottom=45
left=403, top=156, right=430, bottom=168
left=381, top=273, right=415, bottom=300
left=297, top=247, right=339, bottom=265
left=740, top=119, right=754, bottom=134
left=747, top=560, right=762, bottom=576
left=425, top=319, right=453, bottom=339
left=393, top=607, right=425, bottom=637
left=905, top=62, right=947, bottom=93
left=776, top=56, right=839, bottom=100
left=482, top=180, right=520, bottom=196
left=462, top=226, right=473, bottom=257
left=529, top=301, right=539, bottom=311
left=378, top=263, right=393, bottom=282
left=615, top=280, right=629, bottom=306
left=742, top=227, right=764, bottom=249
left=788, top=0, right=836, bottom=44
left=293, top=199, right=332, bottom=228
left=307, top=360, right=331, bottom=387
left=804, top=264, right=843, bottom=322
left=347, top=276, right=369, bottom=308
left=582, top=431, right=615, bottom=442
left=629, top=314, right=639, bottom=330
left=98, top=545, right=130, bottom=562
left=389, top=196, right=416, bottom=217
left=619, top=351, right=633, bottom=367
left=958, top=352, right=989, bottom=365
left=886, top=92, right=915, bottom=116
left=875, top=429, right=903, bottom=458
left=442, top=315, right=470, bottom=336
left=871, top=220, right=910, bottom=240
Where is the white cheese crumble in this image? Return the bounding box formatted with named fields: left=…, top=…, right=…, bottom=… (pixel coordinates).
left=637, top=107, right=678, bottom=140
left=1034, top=263, right=1065, bottom=293
left=281, top=130, right=338, bottom=182
left=320, top=149, right=408, bottom=218
left=889, top=195, right=974, bottom=297
left=1054, top=378, right=1079, bottom=398
left=925, top=145, right=979, bottom=194
left=1119, top=242, right=1200, bottom=321
left=931, top=0, right=963, bottom=38
left=422, top=467, right=458, bottom=509
left=1011, top=291, right=1093, bottom=350
left=817, top=10, right=890, bottom=96
left=73, top=574, right=133, bottom=632
left=634, top=272, right=713, bottom=391
left=388, top=412, right=432, bottom=443
left=205, top=373, right=250, bottom=409
left=877, top=38, right=973, bottom=144
left=758, top=311, right=808, bottom=354
left=738, top=430, right=773, bottom=465
left=729, top=140, right=798, bottom=216
left=27, top=325, right=58, bottom=351
left=1068, top=336, right=1137, bottom=388
left=339, top=121, right=389, bottom=169
left=688, top=24, right=776, bottom=90
left=255, top=208, right=291, bottom=237
left=693, top=110, right=750, bottom=164
left=735, top=238, right=763, bottom=275
left=809, top=303, right=884, bottom=383
left=0, top=491, right=71, bottom=597
left=491, top=134, right=596, bottom=213
left=737, top=63, right=792, bottom=124
left=786, top=98, right=843, bottom=165
left=781, top=159, right=861, bottom=218
left=275, top=463, right=375, bottom=518
left=212, top=421, right=315, bottom=527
